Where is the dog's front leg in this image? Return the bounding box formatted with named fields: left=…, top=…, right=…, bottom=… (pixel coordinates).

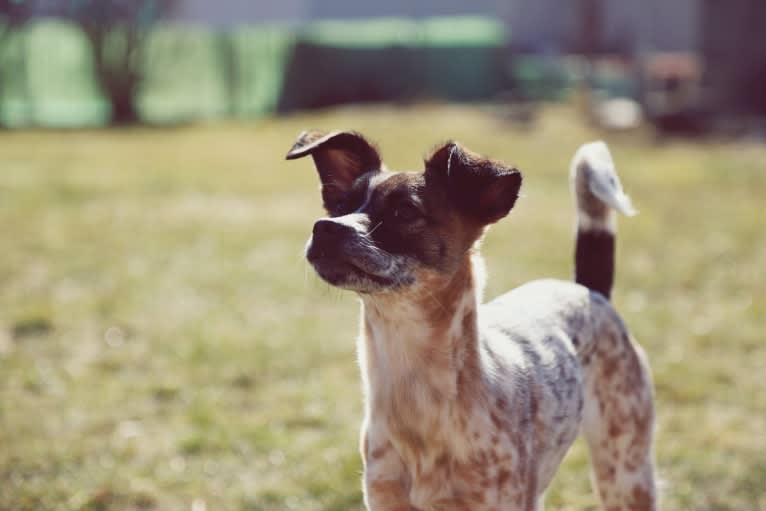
left=364, top=476, right=415, bottom=511
left=362, top=431, right=415, bottom=511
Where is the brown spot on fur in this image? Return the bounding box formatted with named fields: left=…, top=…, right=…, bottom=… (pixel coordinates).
left=596, top=463, right=616, bottom=483
left=428, top=385, right=444, bottom=406
left=601, top=351, right=622, bottom=381
left=497, top=468, right=512, bottom=487
left=370, top=445, right=389, bottom=461
left=468, top=490, right=485, bottom=504
left=367, top=478, right=410, bottom=508
left=630, top=485, right=653, bottom=510
left=490, top=412, right=504, bottom=429
left=396, top=425, right=425, bottom=451
left=624, top=458, right=640, bottom=472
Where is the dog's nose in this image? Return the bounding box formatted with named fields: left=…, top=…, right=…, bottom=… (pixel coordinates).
left=313, top=219, right=351, bottom=242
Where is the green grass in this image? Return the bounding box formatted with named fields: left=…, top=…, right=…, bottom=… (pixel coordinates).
left=1, top=104, right=765, bottom=511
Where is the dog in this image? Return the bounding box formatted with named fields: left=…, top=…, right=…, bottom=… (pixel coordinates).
left=287, top=131, right=657, bottom=511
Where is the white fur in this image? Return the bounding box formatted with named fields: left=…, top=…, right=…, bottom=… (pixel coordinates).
left=570, top=141, right=637, bottom=228
left=576, top=210, right=617, bottom=232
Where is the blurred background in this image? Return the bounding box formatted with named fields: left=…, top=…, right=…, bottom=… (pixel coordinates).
left=1, top=1, right=765, bottom=511
left=0, top=0, right=765, bottom=132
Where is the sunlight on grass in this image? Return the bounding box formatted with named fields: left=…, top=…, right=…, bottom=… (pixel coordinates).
left=1, top=104, right=764, bottom=510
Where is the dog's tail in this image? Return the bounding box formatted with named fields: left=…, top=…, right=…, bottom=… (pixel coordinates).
left=570, top=141, right=636, bottom=299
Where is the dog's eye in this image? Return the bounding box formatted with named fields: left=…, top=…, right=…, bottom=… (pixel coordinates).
left=330, top=196, right=357, bottom=216
left=393, top=202, right=422, bottom=222
left=328, top=201, right=347, bottom=216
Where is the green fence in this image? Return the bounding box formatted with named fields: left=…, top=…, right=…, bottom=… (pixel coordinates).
left=0, top=16, right=538, bottom=127
left=1, top=21, right=108, bottom=126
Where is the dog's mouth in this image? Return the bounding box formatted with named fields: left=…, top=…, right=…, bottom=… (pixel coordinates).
left=310, top=254, right=393, bottom=287
left=305, top=239, right=404, bottom=292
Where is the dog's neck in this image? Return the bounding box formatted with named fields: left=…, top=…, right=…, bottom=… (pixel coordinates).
left=358, top=254, right=484, bottom=419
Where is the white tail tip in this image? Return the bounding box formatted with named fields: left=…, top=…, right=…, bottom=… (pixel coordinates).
left=572, top=141, right=637, bottom=217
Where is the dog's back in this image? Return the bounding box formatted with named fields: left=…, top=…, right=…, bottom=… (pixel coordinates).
left=479, top=142, right=656, bottom=510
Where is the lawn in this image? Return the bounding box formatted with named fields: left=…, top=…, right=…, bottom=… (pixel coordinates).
left=1, top=104, right=764, bottom=511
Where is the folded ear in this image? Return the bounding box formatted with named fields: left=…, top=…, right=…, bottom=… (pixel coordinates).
left=286, top=130, right=382, bottom=214
left=425, top=142, right=522, bottom=224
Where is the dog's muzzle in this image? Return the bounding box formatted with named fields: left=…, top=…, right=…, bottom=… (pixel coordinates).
left=306, top=216, right=405, bottom=291
left=306, top=217, right=371, bottom=285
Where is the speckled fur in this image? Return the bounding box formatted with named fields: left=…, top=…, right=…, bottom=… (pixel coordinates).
left=359, top=267, right=656, bottom=511
left=289, top=132, right=657, bottom=510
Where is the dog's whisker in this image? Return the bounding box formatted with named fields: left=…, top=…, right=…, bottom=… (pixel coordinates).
left=367, top=220, right=383, bottom=236
left=423, top=288, right=447, bottom=313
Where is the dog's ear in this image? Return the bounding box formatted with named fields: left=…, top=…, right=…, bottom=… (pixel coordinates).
left=286, top=130, right=382, bottom=214
left=425, top=142, right=522, bottom=224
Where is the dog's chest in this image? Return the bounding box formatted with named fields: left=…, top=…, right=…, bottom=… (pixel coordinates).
left=367, top=340, right=583, bottom=509
left=374, top=395, right=565, bottom=511
left=359, top=281, right=586, bottom=509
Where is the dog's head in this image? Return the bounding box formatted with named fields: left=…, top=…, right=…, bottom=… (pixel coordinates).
left=287, top=130, right=522, bottom=294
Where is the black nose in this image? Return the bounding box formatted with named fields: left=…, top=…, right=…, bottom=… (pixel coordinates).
left=312, top=219, right=351, bottom=242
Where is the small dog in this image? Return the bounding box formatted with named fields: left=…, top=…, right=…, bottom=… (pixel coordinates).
left=287, top=131, right=657, bottom=511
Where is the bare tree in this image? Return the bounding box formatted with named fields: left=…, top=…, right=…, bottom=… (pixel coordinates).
left=66, top=0, right=176, bottom=124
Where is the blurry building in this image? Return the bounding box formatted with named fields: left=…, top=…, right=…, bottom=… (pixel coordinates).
left=700, top=0, right=766, bottom=119
left=170, top=0, right=700, bottom=54
left=170, top=0, right=507, bottom=25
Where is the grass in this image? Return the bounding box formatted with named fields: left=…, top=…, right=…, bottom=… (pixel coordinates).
left=1, top=103, right=765, bottom=511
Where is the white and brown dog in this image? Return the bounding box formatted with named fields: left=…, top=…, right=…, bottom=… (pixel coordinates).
left=287, top=132, right=657, bottom=511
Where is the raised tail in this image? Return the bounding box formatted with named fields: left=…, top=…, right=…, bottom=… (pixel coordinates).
left=570, top=141, right=636, bottom=299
